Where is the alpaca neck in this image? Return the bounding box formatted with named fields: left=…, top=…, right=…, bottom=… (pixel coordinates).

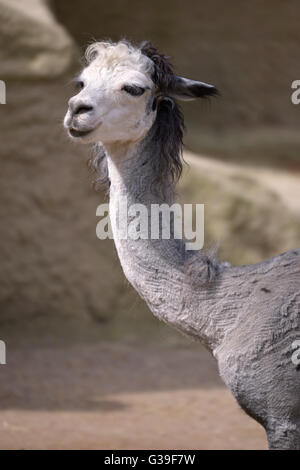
left=104, top=137, right=224, bottom=348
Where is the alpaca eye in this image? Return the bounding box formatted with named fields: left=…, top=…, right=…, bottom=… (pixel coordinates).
left=122, top=85, right=145, bottom=97
left=75, top=80, right=84, bottom=91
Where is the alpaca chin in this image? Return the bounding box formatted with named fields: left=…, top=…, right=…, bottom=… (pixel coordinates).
left=68, top=126, right=99, bottom=143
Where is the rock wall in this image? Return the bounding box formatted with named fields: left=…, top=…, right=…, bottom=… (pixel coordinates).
left=0, top=0, right=76, bottom=79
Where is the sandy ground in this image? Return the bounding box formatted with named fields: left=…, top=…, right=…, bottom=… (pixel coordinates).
left=0, top=340, right=267, bottom=450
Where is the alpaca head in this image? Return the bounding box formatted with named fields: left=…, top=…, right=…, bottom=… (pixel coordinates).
left=64, top=40, right=217, bottom=146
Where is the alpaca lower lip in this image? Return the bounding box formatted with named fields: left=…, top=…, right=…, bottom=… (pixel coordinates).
left=69, top=127, right=94, bottom=138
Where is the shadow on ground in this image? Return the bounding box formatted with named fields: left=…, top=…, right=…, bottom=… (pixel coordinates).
left=0, top=339, right=221, bottom=411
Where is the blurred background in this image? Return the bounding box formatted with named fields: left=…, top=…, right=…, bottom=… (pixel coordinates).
left=0, top=0, right=299, bottom=449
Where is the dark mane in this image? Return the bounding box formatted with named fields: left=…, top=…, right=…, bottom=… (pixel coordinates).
left=146, top=98, right=184, bottom=198
left=140, top=41, right=177, bottom=92
left=141, top=41, right=184, bottom=196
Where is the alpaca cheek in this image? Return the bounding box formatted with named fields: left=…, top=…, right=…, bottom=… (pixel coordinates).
left=132, top=113, right=154, bottom=139
left=133, top=119, right=142, bottom=130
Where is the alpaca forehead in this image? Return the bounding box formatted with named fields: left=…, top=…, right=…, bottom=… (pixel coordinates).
left=82, top=42, right=154, bottom=89
left=82, top=63, right=153, bottom=89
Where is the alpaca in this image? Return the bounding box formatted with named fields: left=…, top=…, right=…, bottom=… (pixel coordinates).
left=64, top=40, right=300, bottom=449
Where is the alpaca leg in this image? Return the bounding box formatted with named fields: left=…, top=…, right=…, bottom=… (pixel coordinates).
left=266, top=421, right=300, bottom=450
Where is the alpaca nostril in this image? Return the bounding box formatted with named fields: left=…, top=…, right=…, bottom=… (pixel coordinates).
left=74, top=105, right=93, bottom=116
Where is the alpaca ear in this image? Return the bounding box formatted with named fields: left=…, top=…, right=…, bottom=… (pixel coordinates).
left=169, top=76, right=218, bottom=101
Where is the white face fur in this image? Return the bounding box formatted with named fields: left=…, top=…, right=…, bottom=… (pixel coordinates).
left=64, top=42, right=157, bottom=145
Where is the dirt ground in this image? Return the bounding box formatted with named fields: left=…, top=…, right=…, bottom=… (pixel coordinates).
left=0, top=338, right=267, bottom=450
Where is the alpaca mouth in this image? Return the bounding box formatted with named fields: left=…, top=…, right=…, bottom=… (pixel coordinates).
left=69, top=127, right=94, bottom=138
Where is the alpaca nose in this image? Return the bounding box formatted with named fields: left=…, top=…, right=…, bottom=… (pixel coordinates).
left=73, top=104, right=93, bottom=116
left=69, top=97, right=93, bottom=117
